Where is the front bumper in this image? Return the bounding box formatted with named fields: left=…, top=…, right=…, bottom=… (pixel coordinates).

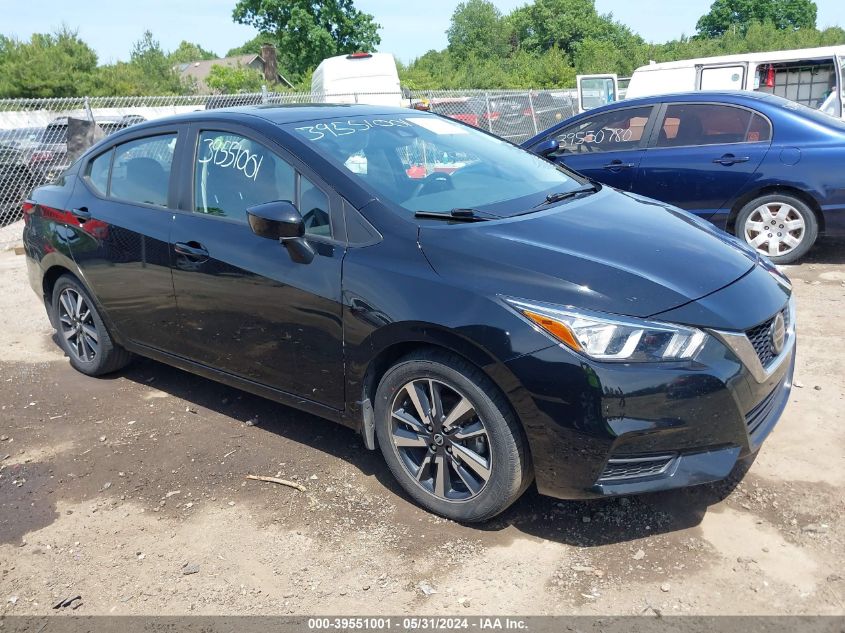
left=505, top=302, right=795, bottom=500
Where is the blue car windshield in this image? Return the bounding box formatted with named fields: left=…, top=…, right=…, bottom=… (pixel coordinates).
left=286, top=115, right=582, bottom=214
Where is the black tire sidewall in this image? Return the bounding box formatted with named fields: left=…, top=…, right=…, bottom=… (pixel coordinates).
left=374, top=353, right=527, bottom=522
left=51, top=275, right=117, bottom=376
left=735, top=194, right=818, bottom=264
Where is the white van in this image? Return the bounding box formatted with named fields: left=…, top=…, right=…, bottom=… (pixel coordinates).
left=622, top=46, right=845, bottom=118
left=311, top=52, right=403, bottom=107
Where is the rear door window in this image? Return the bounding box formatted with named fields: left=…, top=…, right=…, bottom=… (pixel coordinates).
left=86, top=149, right=112, bottom=195
left=109, top=135, right=177, bottom=206
left=655, top=104, right=771, bottom=147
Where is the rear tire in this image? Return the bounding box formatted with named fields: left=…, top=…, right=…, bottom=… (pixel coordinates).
left=51, top=274, right=132, bottom=376
left=735, top=193, right=818, bottom=264
left=374, top=350, right=531, bottom=522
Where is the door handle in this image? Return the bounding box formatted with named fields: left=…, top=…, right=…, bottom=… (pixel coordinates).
left=71, top=207, right=90, bottom=222
left=603, top=160, right=636, bottom=170
left=713, top=154, right=750, bottom=166
left=174, top=241, right=209, bottom=260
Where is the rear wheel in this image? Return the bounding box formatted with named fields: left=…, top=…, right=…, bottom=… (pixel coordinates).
left=735, top=193, right=818, bottom=264
left=51, top=275, right=132, bottom=376
left=374, top=350, right=530, bottom=522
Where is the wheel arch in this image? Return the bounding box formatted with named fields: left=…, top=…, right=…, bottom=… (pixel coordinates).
left=353, top=324, right=530, bottom=456
left=41, top=264, right=78, bottom=328
left=727, top=185, right=825, bottom=235
left=41, top=263, right=121, bottom=343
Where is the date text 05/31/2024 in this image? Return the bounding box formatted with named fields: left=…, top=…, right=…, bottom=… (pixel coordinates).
left=307, top=617, right=529, bottom=630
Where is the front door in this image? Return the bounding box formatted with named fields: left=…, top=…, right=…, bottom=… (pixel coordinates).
left=540, top=105, right=655, bottom=191
left=63, top=130, right=182, bottom=352
left=169, top=127, right=345, bottom=409
left=633, top=102, right=772, bottom=218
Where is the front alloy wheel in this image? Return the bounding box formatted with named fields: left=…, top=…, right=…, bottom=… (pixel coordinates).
left=375, top=350, right=531, bottom=522
left=390, top=378, right=492, bottom=501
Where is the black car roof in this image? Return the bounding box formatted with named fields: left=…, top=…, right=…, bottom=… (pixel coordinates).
left=125, top=103, right=419, bottom=133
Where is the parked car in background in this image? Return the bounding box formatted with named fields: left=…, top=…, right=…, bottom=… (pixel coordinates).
left=24, top=104, right=794, bottom=521
left=0, top=127, right=45, bottom=152
left=30, top=115, right=146, bottom=184
left=429, top=92, right=576, bottom=142
left=523, top=91, right=845, bottom=263
left=0, top=143, right=35, bottom=223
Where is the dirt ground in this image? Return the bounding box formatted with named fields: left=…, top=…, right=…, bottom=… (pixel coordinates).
left=0, top=240, right=843, bottom=617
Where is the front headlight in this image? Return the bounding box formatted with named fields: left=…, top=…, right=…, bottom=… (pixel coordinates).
left=504, top=297, right=707, bottom=362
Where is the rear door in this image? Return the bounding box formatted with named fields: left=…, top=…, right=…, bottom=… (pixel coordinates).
left=533, top=105, right=656, bottom=191
left=632, top=102, right=773, bottom=218
left=63, top=127, right=184, bottom=352
left=169, top=123, right=346, bottom=409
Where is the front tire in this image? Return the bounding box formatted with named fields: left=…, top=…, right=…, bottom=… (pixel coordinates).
left=735, top=193, right=818, bottom=264
left=51, top=275, right=132, bottom=376
left=374, top=350, right=531, bottom=522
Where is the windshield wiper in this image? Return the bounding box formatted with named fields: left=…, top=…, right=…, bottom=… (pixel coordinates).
left=533, top=183, right=600, bottom=208
left=414, top=208, right=499, bottom=222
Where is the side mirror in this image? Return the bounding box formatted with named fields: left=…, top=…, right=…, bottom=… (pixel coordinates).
left=246, top=200, right=314, bottom=264
left=247, top=200, right=304, bottom=240
left=532, top=138, right=560, bottom=157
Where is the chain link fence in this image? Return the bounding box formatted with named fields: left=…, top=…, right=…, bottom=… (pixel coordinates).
left=0, top=88, right=577, bottom=239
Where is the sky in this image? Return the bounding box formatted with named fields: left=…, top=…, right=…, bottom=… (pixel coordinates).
left=0, top=0, right=843, bottom=65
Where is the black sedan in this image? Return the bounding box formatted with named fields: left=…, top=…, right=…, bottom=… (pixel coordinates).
left=22, top=105, right=795, bottom=521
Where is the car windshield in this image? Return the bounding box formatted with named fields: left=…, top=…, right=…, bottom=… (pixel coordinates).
left=286, top=115, right=582, bottom=215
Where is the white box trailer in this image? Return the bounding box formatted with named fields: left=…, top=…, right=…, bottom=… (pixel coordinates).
left=311, top=52, right=403, bottom=107
left=620, top=45, right=845, bottom=118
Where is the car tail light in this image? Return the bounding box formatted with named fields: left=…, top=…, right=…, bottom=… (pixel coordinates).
left=483, top=111, right=500, bottom=122
left=522, top=108, right=533, bottom=116
left=29, top=151, right=54, bottom=164
left=22, top=200, right=36, bottom=224
left=347, top=52, right=372, bottom=59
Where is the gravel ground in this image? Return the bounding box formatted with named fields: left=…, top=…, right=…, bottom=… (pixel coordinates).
left=0, top=240, right=843, bottom=616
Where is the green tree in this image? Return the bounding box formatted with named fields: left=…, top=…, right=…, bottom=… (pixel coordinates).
left=0, top=27, right=98, bottom=97
left=168, top=41, right=217, bottom=64
left=129, top=30, right=182, bottom=92
left=89, top=31, right=188, bottom=96
left=507, top=0, right=639, bottom=58
left=206, top=63, right=266, bottom=93
left=231, top=0, right=381, bottom=77
left=696, top=0, right=817, bottom=37
left=447, top=0, right=509, bottom=61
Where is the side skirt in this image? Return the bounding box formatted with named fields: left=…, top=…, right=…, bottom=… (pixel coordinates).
left=124, top=341, right=350, bottom=428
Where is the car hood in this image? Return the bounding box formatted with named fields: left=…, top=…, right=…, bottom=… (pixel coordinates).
left=418, top=188, right=758, bottom=319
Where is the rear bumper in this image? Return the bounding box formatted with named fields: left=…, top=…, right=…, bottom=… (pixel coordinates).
left=505, top=312, right=795, bottom=500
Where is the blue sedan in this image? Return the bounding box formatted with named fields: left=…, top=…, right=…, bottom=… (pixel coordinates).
left=522, top=91, right=845, bottom=263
